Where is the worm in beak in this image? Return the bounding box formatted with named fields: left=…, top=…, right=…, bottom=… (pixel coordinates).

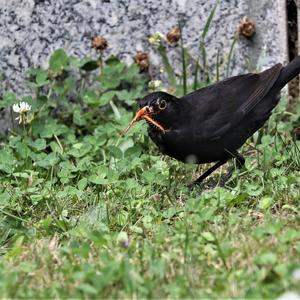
left=123, top=106, right=167, bottom=134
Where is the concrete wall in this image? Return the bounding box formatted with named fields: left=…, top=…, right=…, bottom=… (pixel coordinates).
left=0, top=0, right=288, bottom=95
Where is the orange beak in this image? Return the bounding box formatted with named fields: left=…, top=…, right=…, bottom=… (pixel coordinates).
left=123, top=106, right=166, bottom=134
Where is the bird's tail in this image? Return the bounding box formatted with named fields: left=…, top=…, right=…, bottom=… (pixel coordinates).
left=276, top=55, right=300, bottom=89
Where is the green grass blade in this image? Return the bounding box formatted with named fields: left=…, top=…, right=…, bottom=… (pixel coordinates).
left=158, top=44, right=177, bottom=87
left=201, top=0, right=220, bottom=40
left=193, top=0, right=219, bottom=89
left=201, top=43, right=209, bottom=82
left=193, top=54, right=200, bottom=90
left=226, top=34, right=238, bottom=77
left=216, top=48, right=220, bottom=82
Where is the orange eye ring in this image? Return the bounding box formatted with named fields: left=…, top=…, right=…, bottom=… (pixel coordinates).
left=158, top=99, right=167, bottom=110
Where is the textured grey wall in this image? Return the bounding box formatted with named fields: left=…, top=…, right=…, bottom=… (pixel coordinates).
left=0, top=0, right=288, bottom=95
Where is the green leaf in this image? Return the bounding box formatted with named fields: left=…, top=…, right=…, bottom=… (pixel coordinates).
left=12, top=172, right=31, bottom=178
left=99, top=76, right=121, bottom=89
left=259, top=197, right=273, bottom=210
left=122, top=63, right=140, bottom=82
left=105, top=56, right=124, bottom=68
left=88, top=167, right=118, bottom=185
left=98, top=57, right=125, bottom=89
left=108, top=146, right=123, bottom=159
left=30, top=194, right=44, bottom=204
left=0, top=92, right=17, bottom=109
left=78, top=178, right=88, bottom=191
left=6, top=236, right=24, bottom=259
left=124, top=145, right=142, bottom=158
left=32, top=118, right=68, bottom=138
left=16, top=142, right=31, bottom=159
left=0, top=149, right=16, bottom=174
left=130, top=225, right=143, bottom=234
left=245, top=184, right=264, bottom=197
left=35, top=152, right=60, bottom=168
left=62, top=77, right=75, bottom=95
left=202, top=231, right=215, bottom=242
left=35, top=69, right=49, bottom=87
left=80, top=59, right=99, bottom=71
left=28, top=138, right=47, bottom=151
left=82, top=90, right=99, bottom=106
left=50, top=141, right=63, bottom=154
left=59, top=160, right=77, bottom=172
left=116, top=88, right=144, bottom=106
left=115, top=90, right=131, bottom=102
left=49, top=48, right=69, bottom=74
left=163, top=207, right=178, bottom=219
left=280, top=229, right=300, bottom=243
left=73, top=109, right=87, bottom=126
left=227, top=193, right=248, bottom=206
left=78, top=283, right=98, bottom=295
left=255, top=252, right=277, bottom=266
left=0, top=191, right=10, bottom=209
left=27, top=68, right=50, bottom=88
left=68, top=143, right=92, bottom=158
left=88, top=175, right=107, bottom=185
left=99, top=91, right=116, bottom=107
left=142, top=215, right=153, bottom=229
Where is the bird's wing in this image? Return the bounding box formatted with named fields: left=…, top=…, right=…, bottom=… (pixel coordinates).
left=239, top=64, right=282, bottom=114
left=183, top=63, right=283, bottom=141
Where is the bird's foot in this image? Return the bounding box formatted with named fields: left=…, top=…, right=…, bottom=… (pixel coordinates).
left=218, top=172, right=233, bottom=187
left=188, top=178, right=217, bottom=190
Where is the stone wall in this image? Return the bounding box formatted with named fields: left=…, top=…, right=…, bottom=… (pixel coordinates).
left=0, top=0, right=288, bottom=95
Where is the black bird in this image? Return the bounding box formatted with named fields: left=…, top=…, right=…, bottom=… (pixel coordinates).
left=124, top=56, right=300, bottom=185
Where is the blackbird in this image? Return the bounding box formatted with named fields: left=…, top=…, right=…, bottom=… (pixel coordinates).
left=124, top=56, right=300, bottom=185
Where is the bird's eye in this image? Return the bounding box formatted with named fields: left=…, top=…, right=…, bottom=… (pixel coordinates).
left=158, top=99, right=167, bottom=110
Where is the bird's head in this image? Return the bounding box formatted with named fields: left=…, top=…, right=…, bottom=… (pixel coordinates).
left=123, top=91, right=178, bottom=134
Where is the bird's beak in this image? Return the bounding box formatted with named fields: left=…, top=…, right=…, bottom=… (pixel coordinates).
left=123, top=106, right=166, bottom=134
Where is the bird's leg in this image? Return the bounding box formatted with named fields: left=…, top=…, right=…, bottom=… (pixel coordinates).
left=219, top=151, right=245, bottom=186
left=193, top=159, right=228, bottom=185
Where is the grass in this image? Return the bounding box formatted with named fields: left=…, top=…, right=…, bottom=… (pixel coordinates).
left=0, top=96, right=299, bottom=298
left=0, top=47, right=299, bottom=298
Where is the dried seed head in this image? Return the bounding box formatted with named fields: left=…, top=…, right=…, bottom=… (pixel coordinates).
left=239, top=17, right=256, bottom=38
left=134, top=51, right=150, bottom=72
left=166, top=26, right=181, bottom=44
left=134, top=51, right=148, bottom=62
left=91, top=36, right=108, bottom=51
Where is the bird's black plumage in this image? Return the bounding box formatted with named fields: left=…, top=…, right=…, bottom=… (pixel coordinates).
left=129, top=56, right=300, bottom=185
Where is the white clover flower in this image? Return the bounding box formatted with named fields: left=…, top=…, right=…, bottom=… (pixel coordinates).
left=148, top=80, right=162, bottom=90
left=12, top=101, right=32, bottom=124
left=292, top=268, right=300, bottom=282
left=13, top=102, right=31, bottom=114
left=278, top=291, right=300, bottom=300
